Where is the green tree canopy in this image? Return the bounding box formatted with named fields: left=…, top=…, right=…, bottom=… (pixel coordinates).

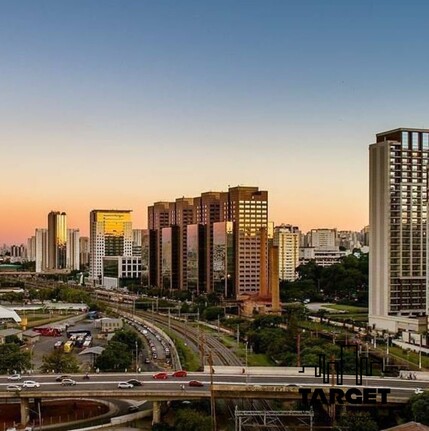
left=95, top=341, right=132, bottom=372
left=111, top=329, right=143, bottom=350
left=0, top=343, right=31, bottom=373
left=41, top=350, right=80, bottom=373
left=336, top=411, right=378, bottom=431
left=174, top=409, right=211, bottom=431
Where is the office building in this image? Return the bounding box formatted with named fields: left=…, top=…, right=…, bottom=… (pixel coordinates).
left=170, top=197, right=196, bottom=290
left=224, top=186, right=269, bottom=297
left=309, top=228, right=337, bottom=249
left=66, top=229, right=80, bottom=271
left=103, top=256, right=142, bottom=289
left=148, top=202, right=171, bottom=288
left=27, top=236, right=36, bottom=262
left=89, top=210, right=133, bottom=283
left=187, top=224, right=206, bottom=295
left=47, top=211, right=67, bottom=270
left=147, top=185, right=269, bottom=299
left=369, top=128, right=429, bottom=332
left=35, top=228, right=48, bottom=273
left=273, top=224, right=300, bottom=281
left=79, top=236, right=90, bottom=268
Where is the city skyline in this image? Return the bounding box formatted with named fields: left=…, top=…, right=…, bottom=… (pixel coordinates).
left=1, top=1, right=429, bottom=243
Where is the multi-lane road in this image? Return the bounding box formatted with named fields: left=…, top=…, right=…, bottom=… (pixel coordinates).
left=0, top=372, right=425, bottom=401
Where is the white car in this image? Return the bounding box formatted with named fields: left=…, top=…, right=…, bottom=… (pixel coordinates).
left=415, top=388, right=424, bottom=395
left=22, top=380, right=40, bottom=388
left=118, top=382, right=134, bottom=389
left=6, top=385, right=22, bottom=392
left=7, top=374, right=21, bottom=381
left=61, top=379, right=76, bottom=386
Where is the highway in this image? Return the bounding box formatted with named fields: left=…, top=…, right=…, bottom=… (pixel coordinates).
left=0, top=372, right=426, bottom=401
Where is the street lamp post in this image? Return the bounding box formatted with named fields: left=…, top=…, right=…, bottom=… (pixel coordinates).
left=135, top=341, right=138, bottom=373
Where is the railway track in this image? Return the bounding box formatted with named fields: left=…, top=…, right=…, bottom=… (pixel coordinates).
left=139, top=310, right=243, bottom=367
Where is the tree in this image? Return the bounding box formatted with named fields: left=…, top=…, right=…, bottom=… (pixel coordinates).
left=405, top=392, right=429, bottom=425
left=174, top=409, right=211, bottom=431
left=0, top=343, right=31, bottom=373
left=41, top=350, right=80, bottom=373
left=95, top=341, right=132, bottom=371
left=111, top=329, right=143, bottom=350
left=336, top=411, right=378, bottom=431
left=202, top=306, right=224, bottom=321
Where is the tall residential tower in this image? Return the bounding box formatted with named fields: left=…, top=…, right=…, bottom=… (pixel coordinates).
left=369, top=128, right=429, bottom=332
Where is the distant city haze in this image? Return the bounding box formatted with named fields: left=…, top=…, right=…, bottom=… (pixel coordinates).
left=1, top=1, right=429, bottom=244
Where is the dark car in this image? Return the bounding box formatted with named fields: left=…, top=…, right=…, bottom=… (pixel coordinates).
left=189, top=380, right=204, bottom=387
left=128, top=405, right=139, bottom=413
left=126, top=379, right=143, bottom=387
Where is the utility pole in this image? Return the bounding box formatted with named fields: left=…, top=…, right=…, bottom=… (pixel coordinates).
left=297, top=332, right=301, bottom=367
left=236, top=324, right=240, bottom=347
left=135, top=341, right=138, bottom=373
left=208, top=351, right=217, bottom=431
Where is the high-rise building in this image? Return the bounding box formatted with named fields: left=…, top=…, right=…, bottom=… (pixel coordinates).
left=66, top=229, right=80, bottom=271
left=35, top=228, right=48, bottom=273
left=195, top=192, right=226, bottom=292
left=187, top=223, right=206, bottom=295
left=89, top=210, right=133, bottom=283
left=147, top=186, right=269, bottom=299
left=79, top=236, right=90, bottom=268
left=369, top=128, right=429, bottom=333
left=148, top=202, right=171, bottom=288
left=213, top=221, right=235, bottom=297
left=141, top=229, right=149, bottom=286
left=47, top=211, right=67, bottom=270
left=27, top=236, right=36, bottom=261
left=309, top=228, right=337, bottom=249
left=221, top=186, right=269, bottom=297
left=273, top=224, right=300, bottom=281
left=170, top=198, right=196, bottom=290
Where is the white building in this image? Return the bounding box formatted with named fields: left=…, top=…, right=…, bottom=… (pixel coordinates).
left=102, top=256, right=142, bottom=289
left=67, top=229, right=80, bottom=271
left=299, top=247, right=346, bottom=267
left=309, top=228, right=337, bottom=249
left=89, top=210, right=133, bottom=283
left=273, top=224, right=300, bottom=281
left=369, top=128, right=429, bottom=333
left=35, top=228, right=48, bottom=273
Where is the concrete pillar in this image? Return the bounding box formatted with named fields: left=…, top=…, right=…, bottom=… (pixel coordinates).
left=152, top=401, right=161, bottom=425
left=20, top=398, right=30, bottom=425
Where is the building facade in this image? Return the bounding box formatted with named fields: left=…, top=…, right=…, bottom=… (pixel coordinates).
left=66, top=229, right=80, bottom=271
left=273, top=224, right=300, bottom=281
left=147, top=186, right=269, bottom=299
left=89, top=210, right=133, bottom=283
left=47, top=211, right=67, bottom=270
left=369, top=128, right=429, bottom=333
left=35, top=228, right=48, bottom=273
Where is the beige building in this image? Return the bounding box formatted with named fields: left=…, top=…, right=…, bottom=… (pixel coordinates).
left=369, top=128, right=429, bottom=333
left=48, top=211, right=67, bottom=270
left=273, top=224, right=300, bottom=281
left=89, top=210, right=133, bottom=283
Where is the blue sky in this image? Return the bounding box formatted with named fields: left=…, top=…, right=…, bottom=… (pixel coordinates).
left=1, top=0, right=429, bottom=243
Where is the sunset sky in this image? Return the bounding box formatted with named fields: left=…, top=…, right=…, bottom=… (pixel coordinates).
left=1, top=1, right=429, bottom=244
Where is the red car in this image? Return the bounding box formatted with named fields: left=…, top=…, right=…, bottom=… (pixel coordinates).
left=153, top=372, right=168, bottom=380
left=189, top=380, right=204, bottom=387
left=172, top=370, right=187, bottom=378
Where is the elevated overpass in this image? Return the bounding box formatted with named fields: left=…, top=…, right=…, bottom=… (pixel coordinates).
left=0, top=370, right=423, bottom=425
